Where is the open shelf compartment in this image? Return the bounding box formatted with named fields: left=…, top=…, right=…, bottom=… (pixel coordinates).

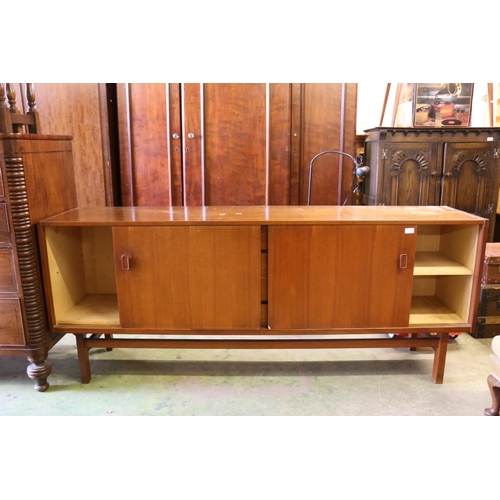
left=409, top=223, right=479, bottom=325
left=44, top=226, right=119, bottom=327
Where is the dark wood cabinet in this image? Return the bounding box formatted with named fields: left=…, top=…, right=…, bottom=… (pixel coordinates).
left=116, top=83, right=358, bottom=207
left=362, top=127, right=500, bottom=241
left=0, top=134, right=78, bottom=390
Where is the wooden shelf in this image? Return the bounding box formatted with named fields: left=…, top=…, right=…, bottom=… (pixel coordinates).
left=409, top=296, right=465, bottom=325
left=57, top=294, right=119, bottom=326
left=413, top=251, right=472, bottom=276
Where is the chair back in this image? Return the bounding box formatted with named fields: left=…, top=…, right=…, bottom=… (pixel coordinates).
left=0, top=83, right=41, bottom=133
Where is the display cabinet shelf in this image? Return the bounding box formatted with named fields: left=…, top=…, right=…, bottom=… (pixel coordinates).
left=414, top=252, right=473, bottom=275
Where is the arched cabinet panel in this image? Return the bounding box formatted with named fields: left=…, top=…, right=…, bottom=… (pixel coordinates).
left=364, top=127, right=500, bottom=241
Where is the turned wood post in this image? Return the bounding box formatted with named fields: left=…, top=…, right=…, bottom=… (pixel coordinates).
left=0, top=83, right=6, bottom=106
left=0, top=83, right=14, bottom=132
left=0, top=84, right=40, bottom=133
left=6, top=83, right=20, bottom=114
left=5, top=155, right=51, bottom=391
left=25, top=83, right=40, bottom=133
left=27, top=84, right=36, bottom=113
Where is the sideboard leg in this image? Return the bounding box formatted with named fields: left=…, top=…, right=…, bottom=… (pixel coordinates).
left=105, top=334, right=113, bottom=351
left=75, top=334, right=92, bottom=384
left=431, top=333, right=448, bottom=384
left=26, top=357, right=51, bottom=392
left=484, top=374, right=500, bottom=416
left=409, top=333, right=418, bottom=351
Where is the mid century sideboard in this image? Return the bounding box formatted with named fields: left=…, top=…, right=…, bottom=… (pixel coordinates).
left=37, top=205, right=487, bottom=385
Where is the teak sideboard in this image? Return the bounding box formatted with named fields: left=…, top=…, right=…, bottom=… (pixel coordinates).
left=38, top=205, right=487, bottom=384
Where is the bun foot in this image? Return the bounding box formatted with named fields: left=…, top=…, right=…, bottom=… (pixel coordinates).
left=27, top=358, right=52, bottom=392
left=484, top=407, right=499, bottom=416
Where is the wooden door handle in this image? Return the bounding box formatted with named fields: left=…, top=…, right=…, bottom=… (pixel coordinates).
left=121, top=254, right=130, bottom=271
left=399, top=254, right=408, bottom=269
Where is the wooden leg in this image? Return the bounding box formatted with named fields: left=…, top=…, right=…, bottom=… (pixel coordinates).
left=105, top=334, right=113, bottom=351
left=431, top=332, right=448, bottom=384
left=484, top=374, right=500, bottom=416
left=409, top=333, right=418, bottom=352
left=26, top=357, right=51, bottom=392
left=75, top=334, right=92, bottom=384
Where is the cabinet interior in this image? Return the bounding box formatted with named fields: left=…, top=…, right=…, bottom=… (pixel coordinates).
left=410, top=224, right=478, bottom=325
left=44, top=226, right=118, bottom=326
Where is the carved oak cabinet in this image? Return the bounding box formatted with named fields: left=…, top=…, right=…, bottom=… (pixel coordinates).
left=0, top=134, right=77, bottom=390
left=362, top=127, right=500, bottom=241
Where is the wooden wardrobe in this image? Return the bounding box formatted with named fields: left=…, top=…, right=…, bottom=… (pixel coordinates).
left=116, top=83, right=358, bottom=207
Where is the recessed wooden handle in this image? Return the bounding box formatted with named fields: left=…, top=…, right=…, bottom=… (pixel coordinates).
left=121, top=254, right=130, bottom=271
left=399, top=254, right=408, bottom=269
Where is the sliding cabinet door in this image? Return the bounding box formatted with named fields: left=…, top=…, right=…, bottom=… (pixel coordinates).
left=113, top=225, right=261, bottom=329
left=268, top=224, right=416, bottom=329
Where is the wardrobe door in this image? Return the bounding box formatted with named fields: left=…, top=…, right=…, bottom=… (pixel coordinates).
left=298, top=83, right=358, bottom=206
left=34, top=83, right=114, bottom=207
left=117, top=83, right=183, bottom=206
left=182, top=83, right=292, bottom=206
left=116, top=83, right=358, bottom=207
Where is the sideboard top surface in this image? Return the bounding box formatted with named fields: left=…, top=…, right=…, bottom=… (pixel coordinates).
left=40, top=206, right=487, bottom=226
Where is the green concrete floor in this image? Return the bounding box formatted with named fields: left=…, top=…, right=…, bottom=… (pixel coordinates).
left=0, top=332, right=495, bottom=416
